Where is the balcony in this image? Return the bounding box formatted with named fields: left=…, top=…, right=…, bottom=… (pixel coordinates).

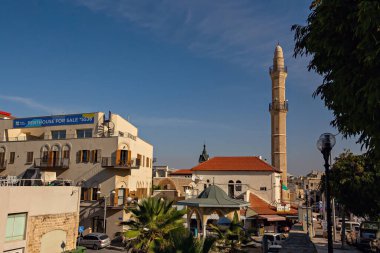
left=269, top=66, right=287, bottom=74
left=269, top=101, right=289, bottom=112
left=101, top=157, right=141, bottom=169
left=34, top=158, right=70, bottom=169
left=0, top=160, right=7, bottom=170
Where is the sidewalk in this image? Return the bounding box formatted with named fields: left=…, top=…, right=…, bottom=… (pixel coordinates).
left=312, top=237, right=362, bottom=253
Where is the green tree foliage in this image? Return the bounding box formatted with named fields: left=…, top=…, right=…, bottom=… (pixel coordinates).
left=292, top=1, right=380, bottom=160
left=122, top=197, right=187, bottom=252
left=320, top=151, right=380, bottom=219
left=210, top=211, right=246, bottom=253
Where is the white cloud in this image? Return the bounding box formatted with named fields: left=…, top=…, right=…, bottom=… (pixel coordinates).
left=0, top=95, right=63, bottom=115
left=70, top=0, right=299, bottom=70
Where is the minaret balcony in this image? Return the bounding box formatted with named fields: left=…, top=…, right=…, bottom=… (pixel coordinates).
left=269, top=66, right=287, bottom=74
left=269, top=101, right=289, bottom=112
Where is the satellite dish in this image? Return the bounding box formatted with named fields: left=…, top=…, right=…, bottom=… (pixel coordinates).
left=191, top=175, right=196, bottom=182
left=199, top=176, right=204, bottom=181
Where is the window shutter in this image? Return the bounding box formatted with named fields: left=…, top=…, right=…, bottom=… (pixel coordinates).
left=115, top=150, right=121, bottom=165
left=48, top=151, right=53, bottom=166
left=127, top=150, right=132, bottom=163
left=76, top=151, right=82, bottom=163
left=96, top=150, right=102, bottom=163
left=113, top=189, right=118, bottom=206
left=90, top=150, right=95, bottom=163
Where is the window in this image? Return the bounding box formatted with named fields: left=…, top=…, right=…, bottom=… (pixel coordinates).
left=146, top=157, right=149, bottom=167
left=117, top=188, right=125, bottom=206
left=92, top=188, right=99, bottom=201
left=9, top=152, right=15, bottom=164
left=228, top=180, right=235, bottom=198
left=137, top=154, right=142, bottom=166
left=235, top=180, right=242, bottom=191
left=0, top=149, right=5, bottom=166
left=77, top=129, right=93, bottom=138
left=6, top=213, right=27, bottom=241
left=82, top=150, right=90, bottom=163
left=51, top=130, right=66, bottom=140
left=26, top=152, right=33, bottom=164
left=91, top=150, right=101, bottom=163
left=260, top=187, right=267, bottom=191
left=81, top=188, right=99, bottom=201
left=63, top=150, right=69, bottom=159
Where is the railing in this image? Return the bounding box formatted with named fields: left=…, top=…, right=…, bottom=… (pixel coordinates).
left=0, top=178, right=73, bottom=186
left=269, top=66, right=287, bottom=74
left=101, top=157, right=141, bottom=169
left=269, top=101, right=289, bottom=112
left=34, top=158, right=70, bottom=169
left=4, top=131, right=137, bottom=142
left=0, top=160, right=7, bottom=169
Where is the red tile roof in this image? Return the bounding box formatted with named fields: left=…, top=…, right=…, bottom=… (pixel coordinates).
left=191, top=157, right=280, bottom=172
left=170, top=169, right=192, bottom=175
left=0, top=111, right=11, bottom=117
left=248, top=193, right=298, bottom=216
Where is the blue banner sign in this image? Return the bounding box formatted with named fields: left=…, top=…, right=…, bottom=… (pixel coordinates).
left=13, top=113, right=95, bottom=128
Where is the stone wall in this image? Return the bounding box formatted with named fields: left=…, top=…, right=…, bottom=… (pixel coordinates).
left=153, top=177, right=193, bottom=196
left=26, top=212, right=79, bottom=253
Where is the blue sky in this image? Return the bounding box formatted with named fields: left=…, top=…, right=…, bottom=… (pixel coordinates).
left=0, top=0, right=362, bottom=175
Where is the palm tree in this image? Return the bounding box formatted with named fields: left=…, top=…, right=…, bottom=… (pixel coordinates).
left=121, top=197, right=186, bottom=253
left=210, top=211, right=245, bottom=253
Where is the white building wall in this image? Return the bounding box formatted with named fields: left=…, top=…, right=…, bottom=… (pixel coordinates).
left=0, top=186, right=80, bottom=253
left=192, top=170, right=281, bottom=203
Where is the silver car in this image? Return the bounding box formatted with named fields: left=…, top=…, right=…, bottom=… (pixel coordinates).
left=78, top=233, right=111, bottom=250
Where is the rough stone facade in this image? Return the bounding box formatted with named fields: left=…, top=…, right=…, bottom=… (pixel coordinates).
left=26, top=212, right=79, bottom=253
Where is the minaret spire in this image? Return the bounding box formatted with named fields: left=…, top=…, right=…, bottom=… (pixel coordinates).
left=269, top=44, right=289, bottom=197
left=198, top=144, right=209, bottom=163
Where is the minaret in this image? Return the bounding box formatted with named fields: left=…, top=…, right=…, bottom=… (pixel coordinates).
left=269, top=44, right=288, bottom=189
left=198, top=144, right=209, bottom=163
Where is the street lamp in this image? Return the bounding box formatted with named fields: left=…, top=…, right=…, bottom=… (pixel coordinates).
left=317, top=133, right=336, bottom=253
left=305, top=189, right=310, bottom=236
left=97, top=190, right=116, bottom=234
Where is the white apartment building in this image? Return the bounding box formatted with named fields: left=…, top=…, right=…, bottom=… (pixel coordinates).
left=0, top=111, right=153, bottom=238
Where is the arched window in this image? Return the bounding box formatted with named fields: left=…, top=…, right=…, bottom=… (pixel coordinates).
left=235, top=180, right=242, bottom=192
left=0, top=147, right=6, bottom=167
left=41, top=145, right=49, bottom=162
left=62, top=145, right=70, bottom=159
left=228, top=180, right=234, bottom=198
left=51, top=145, right=60, bottom=166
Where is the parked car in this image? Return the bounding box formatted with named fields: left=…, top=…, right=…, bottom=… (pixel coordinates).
left=77, top=233, right=111, bottom=250
left=261, top=233, right=286, bottom=251
left=289, top=223, right=306, bottom=234
left=268, top=245, right=282, bottom=253
left=358, top=221, right=380, bottom=251
left=336, top=221, right=360, bottom=243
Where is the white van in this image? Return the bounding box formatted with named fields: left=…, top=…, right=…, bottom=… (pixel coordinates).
left=337, top=221, right=360, bottom=234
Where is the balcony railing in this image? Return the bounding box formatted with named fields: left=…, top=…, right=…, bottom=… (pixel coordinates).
left=34, top=158, right=70, bottom=169
left=0, top=178, right=73, bottom=186
left=269, top=101, right=289, bottom=112
left=0, top=160, right=7, bottom=170
left=101, top=157, right=141, bottom=169
left=4, top=131, right=137, bottom=142
left=269, top=66, right=287, bottom=74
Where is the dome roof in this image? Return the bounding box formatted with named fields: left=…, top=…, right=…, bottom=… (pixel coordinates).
left=177, top=185, right=249, bottom=208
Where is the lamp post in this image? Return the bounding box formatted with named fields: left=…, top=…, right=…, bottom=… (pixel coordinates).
left=317, top=133, right=336, bottom=253
left=97, top=190, right=116, bottom=234
left=305, top=189, right=310, bottom=236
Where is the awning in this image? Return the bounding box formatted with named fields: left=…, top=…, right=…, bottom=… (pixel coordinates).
left=258, top=215, right=286, bottom=221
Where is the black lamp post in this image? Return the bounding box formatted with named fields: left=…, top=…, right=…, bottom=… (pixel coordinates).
left=317, top=133, right=336, bottom=253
